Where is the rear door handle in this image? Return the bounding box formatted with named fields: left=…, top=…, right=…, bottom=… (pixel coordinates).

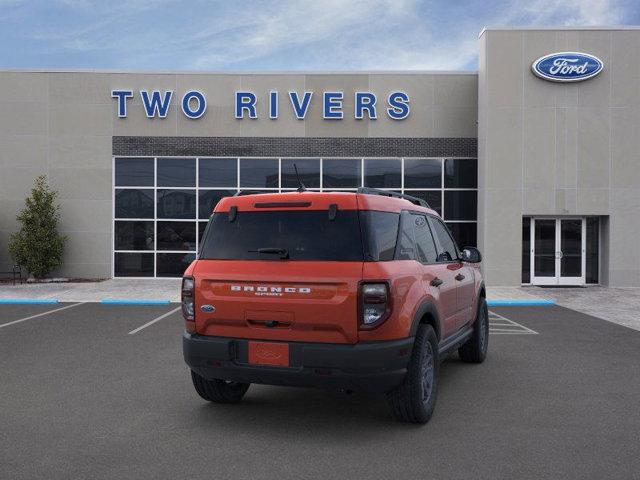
left=430, top=277, right=443, bottom=287
left=455, top=273, right=465, bottom=281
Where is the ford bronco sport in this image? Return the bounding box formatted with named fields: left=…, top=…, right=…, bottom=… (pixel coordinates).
left=182, top=188, right=488, bottom=423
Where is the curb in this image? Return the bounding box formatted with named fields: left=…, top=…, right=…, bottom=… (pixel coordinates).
left=100, top=299, right=173, bottom=305
left=0, top=298, right=59, bottom=304
left=487, top=299, right=555, bottom=306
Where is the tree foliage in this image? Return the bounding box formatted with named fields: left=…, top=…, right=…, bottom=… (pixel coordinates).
left=9, top=176, right=67, bottom=279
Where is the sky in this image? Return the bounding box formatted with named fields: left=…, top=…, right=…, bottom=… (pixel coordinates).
left=0, top=0, right=638, bottom=71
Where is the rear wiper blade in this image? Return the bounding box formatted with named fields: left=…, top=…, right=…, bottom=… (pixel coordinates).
left=248, top=247, right=290, bottom=259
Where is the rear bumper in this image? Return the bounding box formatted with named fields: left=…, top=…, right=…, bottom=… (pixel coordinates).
left=183, top=332, right=414, bottom=393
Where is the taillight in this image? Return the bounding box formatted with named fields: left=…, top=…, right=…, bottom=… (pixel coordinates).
left=182, top=276, right=195, bottom=321
left=359, top=282, right=391, bottom=329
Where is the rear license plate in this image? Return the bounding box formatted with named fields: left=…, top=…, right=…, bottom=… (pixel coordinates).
left=248, top=341, right=290, bottom=367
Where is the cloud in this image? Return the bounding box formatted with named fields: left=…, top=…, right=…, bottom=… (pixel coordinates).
left=3, top=0, right=634, bottom=70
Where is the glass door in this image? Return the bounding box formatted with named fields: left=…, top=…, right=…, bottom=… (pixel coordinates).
left=530, top=218, right=585, bottom=286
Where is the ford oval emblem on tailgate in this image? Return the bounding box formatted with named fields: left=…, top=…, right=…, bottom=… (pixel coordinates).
left=200, top=304, right=215, bottom=312
left=532, top=52, right=603, bottom=83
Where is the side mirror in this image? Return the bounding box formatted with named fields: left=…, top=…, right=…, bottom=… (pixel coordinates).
left=461, top=246, right=482, bottom=263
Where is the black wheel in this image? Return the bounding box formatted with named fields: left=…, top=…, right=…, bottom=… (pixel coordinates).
left=190, top=370, right=250, bottom=404
left=458, top=297, right=489, bottom=363
left=387, top=324, right=439, bottom=424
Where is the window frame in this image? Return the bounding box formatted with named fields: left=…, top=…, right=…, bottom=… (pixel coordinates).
left=427, top=214, right=462, bottom=263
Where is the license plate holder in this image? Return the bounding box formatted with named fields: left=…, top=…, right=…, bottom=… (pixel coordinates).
left=248, top=341, right=290, bottom=367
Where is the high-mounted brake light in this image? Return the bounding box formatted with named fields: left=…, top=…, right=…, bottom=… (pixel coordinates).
left=182, top=276, right=195, bottom=321
left=359, top=282, right=392, bottom=329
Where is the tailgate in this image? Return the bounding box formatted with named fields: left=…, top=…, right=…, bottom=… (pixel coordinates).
left=193, top=260, right=363, bottom=344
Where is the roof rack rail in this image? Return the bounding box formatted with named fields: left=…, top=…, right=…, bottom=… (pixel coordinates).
left=356, top=187, right=430, bottom=209
left=234, top=190, right=271, bottom=197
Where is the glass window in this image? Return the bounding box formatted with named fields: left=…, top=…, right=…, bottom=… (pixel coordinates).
left=200, top=211, right=363, bottom=261
left=157, top=221, right=196, bottom=251
left=114, top=221, right=154, bottom=250
left=360, top=211, right=399, bottom=261
left=199, top=158, right=237, bottom=187
left=447, top=222, right=477, bottom=249
left=157, top=158, right=196, bottom=187
left=395, top=212, right=416, bottom=260
left=522, top=218, right=531, bottom=283
left=115, top=158, right=154, bottom=187
left=156, top=253, right=196, bottom=278
left=404, top=159, right=441, bottom=188
left=444, top=191, right=477, bottom=221
left=198, top=221, right=209, bottom=243
left=114, top=252, right=154, bottom=277
left=115, top=189, right=154, bottom=219
left=157, top=189, right=196, bottom=219
left=199, top=190, right=236, bottom=219
left=405, top=191, right=442, bottom=215
left=364, top=158, right=401, bottom=188
left=429, top=217, right=459, bottom=262
left=413, top=215, right=438, bottom=264
left=322, top=159, right=361, bottom=188
left=281, top=158, right=320, bottom=188
left=586, top=217, right=599, bottom=284
left=240, top=158, right=278, bottom=188
left=444, top=159, right=477, bottom=188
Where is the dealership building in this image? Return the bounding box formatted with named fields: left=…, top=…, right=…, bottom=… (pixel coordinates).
left=0, top=26, right=639, bottom=286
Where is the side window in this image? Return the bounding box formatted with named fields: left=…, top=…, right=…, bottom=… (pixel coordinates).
left=413, top=214, right=438, bottom=264
left=395, top=211, right=416, bottom=260
left=429, top=217, right=459, bottom=262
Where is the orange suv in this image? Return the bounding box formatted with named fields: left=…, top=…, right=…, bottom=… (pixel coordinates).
left=182, top=188, right=488, bottom=423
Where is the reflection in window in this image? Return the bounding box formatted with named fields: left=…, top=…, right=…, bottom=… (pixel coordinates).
left=364, top=158, right=401, bottom=188
left=199, top=158, right=237, bottom=187
left=198, top=190, right=236, bottom=219
left=157, top=158, right=196, bottom=187
left=240, top=158, right=278, bottom=188
left=156, top=252, right=196, bottom=277
left=322, top=159, right=361, bottom=188
left=157, top=189, right=196, bottom=219
left=114, top=221, right=154, bottom=250
left=156, top=221, right=196, bottom=251
left=281, top=158, right=320, bottom=188
left=115, top=158, right=154, bottom=187
left=404, top=159, right=441, bottom=188
left=115, top=189, right=154, bottom=218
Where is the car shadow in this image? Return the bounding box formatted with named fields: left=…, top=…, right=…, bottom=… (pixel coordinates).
left=187, top=357, right=466, bottom=436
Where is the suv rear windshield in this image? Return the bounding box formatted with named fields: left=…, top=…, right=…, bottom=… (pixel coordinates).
left=199, top=209, right=400, bottom=262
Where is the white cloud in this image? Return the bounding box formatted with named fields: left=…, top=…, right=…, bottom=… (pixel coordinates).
left=9, top=0, right=632, bottom=70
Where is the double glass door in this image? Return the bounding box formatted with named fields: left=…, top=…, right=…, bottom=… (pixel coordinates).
left=531, top=218, right=585, bottom=285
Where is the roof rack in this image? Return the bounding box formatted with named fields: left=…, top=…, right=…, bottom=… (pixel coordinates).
left=356, top=187, right=430, bottom=209
left=233, top=190, right=271, bottom=197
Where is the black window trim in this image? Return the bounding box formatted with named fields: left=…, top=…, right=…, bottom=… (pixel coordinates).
left=398, top=210, right=441, bottom=266
left=427, top=214, right=461, bottom=263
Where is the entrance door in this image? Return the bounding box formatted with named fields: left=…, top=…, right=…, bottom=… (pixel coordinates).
left=531, top=218, right=585, bottom=286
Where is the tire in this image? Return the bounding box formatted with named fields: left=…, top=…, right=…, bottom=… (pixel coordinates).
left=190, top=370, right=250, bottom=404
left=458, top=297, right=489, bottom=363
left=387, top=324, right=439, bottom=424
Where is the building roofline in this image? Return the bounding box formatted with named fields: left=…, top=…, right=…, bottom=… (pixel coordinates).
left=479, top=25, right=640, bottom=38
left=0, top=67, right=478, bottom=76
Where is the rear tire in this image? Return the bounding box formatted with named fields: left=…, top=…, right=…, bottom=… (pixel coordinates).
left=458, top=297, right=489, bottom=363
left=190, top=370, right=250, bottom=403
left=387, top=324, right=439, bottom=424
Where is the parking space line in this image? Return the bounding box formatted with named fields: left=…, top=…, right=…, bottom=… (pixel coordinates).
left=128, top=306, right=182, bottom=335
left=0, top=302, right=83, bottom=329
left=488, top=311, right=539, bottom=335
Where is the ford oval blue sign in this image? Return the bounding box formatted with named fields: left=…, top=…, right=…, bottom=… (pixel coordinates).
left=532, top=52, right=603, bottom=82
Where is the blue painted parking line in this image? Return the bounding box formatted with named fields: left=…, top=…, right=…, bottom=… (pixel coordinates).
left=487, top=299, right=555, bottom=307
left=0, top=298, right=59, bottom=305
left=100, top=299, right=172, bottom=305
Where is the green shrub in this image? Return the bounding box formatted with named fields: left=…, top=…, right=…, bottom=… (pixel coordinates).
left=8, top=176, right=67, bottom=279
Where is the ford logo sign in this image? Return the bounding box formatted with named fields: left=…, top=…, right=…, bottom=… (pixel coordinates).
left=532, top=52, right=603, bottom=83
left=200, top=304, right=215, bottom=313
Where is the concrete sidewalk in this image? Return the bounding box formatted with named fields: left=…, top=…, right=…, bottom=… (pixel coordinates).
left=1, top=280, right=639, bottom=331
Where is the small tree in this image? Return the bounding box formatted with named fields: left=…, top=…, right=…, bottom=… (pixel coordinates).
left=9, top=176, right=67, bottom=279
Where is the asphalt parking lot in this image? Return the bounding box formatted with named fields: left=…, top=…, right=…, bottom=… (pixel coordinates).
left=1, top=303, right=639, bottom=480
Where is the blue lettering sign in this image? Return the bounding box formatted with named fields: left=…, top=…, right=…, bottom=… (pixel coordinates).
left=387, top=91, right=410, bottom=120
left=140, top=90, right=173, bottom=118
left=355, top=92, right=377, bottom=120
left=235, top=91, right=257, bottom=119
left=269, top=91, right=278, bottom=119
left=289, top=91, right=313, bottom=119
left=181, top=90, right=206, bottom=119
left=111, top=90, right=133, bottom=118
left=323, top=92, right=343, bottom=119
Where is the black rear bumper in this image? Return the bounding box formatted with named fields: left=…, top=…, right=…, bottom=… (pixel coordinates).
left=183, top=332, right=414, bottom=393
